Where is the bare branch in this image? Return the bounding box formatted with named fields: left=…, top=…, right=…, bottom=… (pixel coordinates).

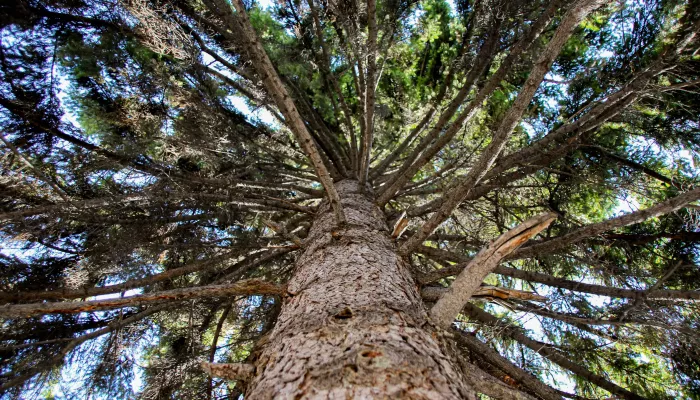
left=0, top=280, right=285, bottom=318
left=215, top=246, right=297, bottom=283
left=422, top=286, right=547, bottom=303
left=207, top=303, right=233, bottom=399
left=263, top=219, right=305, bottom=247
left=430, top=213, right=557, bottom=328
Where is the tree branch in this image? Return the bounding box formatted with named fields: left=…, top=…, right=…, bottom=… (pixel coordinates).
left=307, top=0, right=358, bottom=170
left=0, top=250, right=238, bottom=303
left=358, top=0, right=378, bottom=186
left=422, top=286, right=547, bottom=303
left=430, top=213, right=556, bottom=327
left=583, top=146, right=678, bottom=187
left=452, top=329, right=563, bottom=400
left=513, top=301, right=698, bottom=337
left=0, top=280, right=285, bottom=318
left=0, top=304, right=168, bottom=391
left=398, top=0, right=604, bottom=253
left=496, top=265, right=700, bottom=302
left=513, top=187, right=700, bottom=259
left=417, top=247, right=700, bottom=302
left=463, top=304, right=646, bottom=400
left=375, top=18, right=502, bottom=204
left=462, top=362, right=539, bottom=400
left=0, top=132, right=71, bottom=202
left=0, top=190, right=316, bottom=222
left=263, top=219, right=305, bottom=248
left=207, top=0, right=346, bottom=224
left=376, top=0, right=563, bottom=205
left=207, top=303, right=233, bottom=400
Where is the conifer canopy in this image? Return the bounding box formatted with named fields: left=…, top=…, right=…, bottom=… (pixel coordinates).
left=0, top=0, right=699, bottom=398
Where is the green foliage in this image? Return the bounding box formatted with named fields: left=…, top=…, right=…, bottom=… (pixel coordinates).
left=0, top=0, right=699, bottom=398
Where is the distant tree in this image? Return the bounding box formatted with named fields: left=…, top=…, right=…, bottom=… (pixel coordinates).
left=0, top=0, right=699, bottom=398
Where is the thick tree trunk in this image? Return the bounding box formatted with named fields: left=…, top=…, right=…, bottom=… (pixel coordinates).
left=246, top=180, right=474, bottom=399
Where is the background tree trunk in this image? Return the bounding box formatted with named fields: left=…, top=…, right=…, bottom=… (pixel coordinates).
left=246, top=180, right=474, bottom=399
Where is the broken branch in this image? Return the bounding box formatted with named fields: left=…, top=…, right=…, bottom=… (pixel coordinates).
left=429, top=212, right=557, bottom=328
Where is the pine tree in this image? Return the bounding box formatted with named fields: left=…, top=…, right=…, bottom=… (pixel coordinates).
left=1, top=0, right=699, bottom=398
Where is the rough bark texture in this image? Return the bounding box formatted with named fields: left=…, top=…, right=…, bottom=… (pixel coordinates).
left=201, top=362, right=255, bottom=381
left=246, top=180, right=475, bottom=399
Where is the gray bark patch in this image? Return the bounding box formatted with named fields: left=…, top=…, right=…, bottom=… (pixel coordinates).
left=246, top=180, right=474, bottom=399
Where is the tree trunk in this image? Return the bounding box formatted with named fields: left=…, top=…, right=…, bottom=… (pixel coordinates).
left=246, top=180, right=474, bottom=399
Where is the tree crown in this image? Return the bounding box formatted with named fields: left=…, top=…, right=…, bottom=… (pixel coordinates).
left=0, top=0, right=699, bottom=398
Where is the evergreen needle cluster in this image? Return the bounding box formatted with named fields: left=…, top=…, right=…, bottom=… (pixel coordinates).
left=0, top=0, right=699, bottom=398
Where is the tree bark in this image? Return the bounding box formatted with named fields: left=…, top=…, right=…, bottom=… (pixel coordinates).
left=245, top=180, right=475, bottom=399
